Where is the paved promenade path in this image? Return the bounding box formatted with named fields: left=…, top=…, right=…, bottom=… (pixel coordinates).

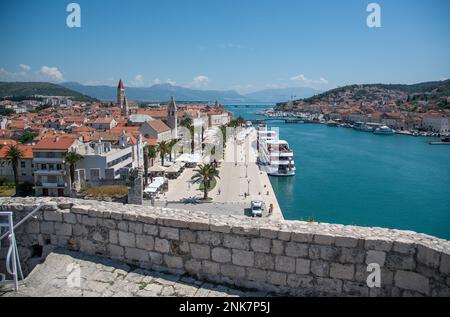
left=161, top=128, right=283, bottom=220
left=1, top=250, right=270, bottom=297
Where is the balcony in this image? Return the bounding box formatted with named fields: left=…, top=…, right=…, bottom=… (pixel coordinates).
left=33, top=157, right=65, bottom=164
left=34, top=169, right=66, bottom=176
left=35, top=181, right=67, bottom=188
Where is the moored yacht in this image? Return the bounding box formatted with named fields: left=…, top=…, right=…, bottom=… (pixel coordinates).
left=257, top=126, right=295, bottom=176
left=373, top=125, right=395, bottom=135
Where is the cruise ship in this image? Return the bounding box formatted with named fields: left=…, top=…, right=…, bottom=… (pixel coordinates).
left=257, top=125, right=296, bottom=176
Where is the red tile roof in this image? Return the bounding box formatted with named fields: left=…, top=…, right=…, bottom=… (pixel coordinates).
left=0, top=144, right=33, bottom=159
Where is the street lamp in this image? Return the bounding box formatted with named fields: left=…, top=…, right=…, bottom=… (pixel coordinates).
left=247, top=178, right=251, bottom=196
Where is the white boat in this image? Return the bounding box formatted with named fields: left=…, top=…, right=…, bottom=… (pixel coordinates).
left=257, top=126, right=296, bottom=176
left=373, top=126, right=395, bottom=135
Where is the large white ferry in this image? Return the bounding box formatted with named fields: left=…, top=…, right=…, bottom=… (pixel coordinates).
left=257, top=125, right=296, bottom=176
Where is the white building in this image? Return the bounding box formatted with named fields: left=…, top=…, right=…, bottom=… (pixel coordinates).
left=421, top=115, right=449, bottom=132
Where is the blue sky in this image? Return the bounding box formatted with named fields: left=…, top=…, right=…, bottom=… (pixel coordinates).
left=0, top=0, right=449, bottom=93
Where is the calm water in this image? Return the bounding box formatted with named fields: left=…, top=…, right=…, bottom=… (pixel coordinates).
left=225, top=105, right=450, bottom=240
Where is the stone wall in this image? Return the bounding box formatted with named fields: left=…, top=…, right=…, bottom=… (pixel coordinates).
left=1, top=197, right=449, bottom=297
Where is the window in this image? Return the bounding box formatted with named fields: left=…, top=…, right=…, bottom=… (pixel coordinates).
left=41, top=164, right=47, bottom=170
left=20, top=161, right=26, bottom=168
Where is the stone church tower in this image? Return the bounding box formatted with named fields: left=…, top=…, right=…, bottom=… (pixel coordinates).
left=167, top=96, right=177, bottom=138
left=117, top=79, right=129, bottom=116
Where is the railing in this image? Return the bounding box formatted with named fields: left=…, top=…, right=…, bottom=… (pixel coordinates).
left=0, top=205, right=43, bottom=292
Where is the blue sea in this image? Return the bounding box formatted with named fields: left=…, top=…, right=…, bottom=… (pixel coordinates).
left=225, top=105, right=450, bottom=240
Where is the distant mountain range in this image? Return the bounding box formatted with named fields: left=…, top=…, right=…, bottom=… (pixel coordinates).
left=0, top=82, right=96, bottom=102
left=61, top=82, right=321, bottom=103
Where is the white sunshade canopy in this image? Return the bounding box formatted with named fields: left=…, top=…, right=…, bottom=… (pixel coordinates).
left=176, top=153, right=202, bottom=163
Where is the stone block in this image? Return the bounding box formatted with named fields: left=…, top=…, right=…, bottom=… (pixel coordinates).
left=250, top=238, right=271, bottom=253
left=159, top=227, right=179, bottom=240
left=109, top=230, right=118, bottom=245
left=164, top=255, right=184, bottom=269
left=440, top=253, right=450, bottom=275
left=211, top=247, right=231, bottom=263
left=128, top=222, right=143, bottom=234
left=118, top=231, right=136, bottom=248
left=202, top=260, right=220, bottom=275
left=40, top=222, right=54, bottom=234
left=232, top=249, right=254, bottom=267
left=125, top=247, right=149, bottom=262
left=285, top=242, right=309, bottom=257
left=136, top=235, right=154, bottom=251
left=392, top=240, right=416, bottom=255
left=117, top=221, right=128, bottom=231
left=185, top=259, right=201, bottom=273
left=221, top=264, right=246, bottom=279
left=330, top=263, right=355, bottom=281
left=313, top=234, right=335, bottom=245
left=143, top=224, right=158, bottom=236
left=154, top=238, right=170, bottom=253
left=275, top=256, right=296, bottom=273
left=149, top=252, right=163, bottom=265
left=43, top=210, right=62, bottom=222
left=311, top=260, right=330, bottom=277
left=271, top=240, right=284, bottom=255
left=73, top=224, right=87, bottom=237
left=291, top=232, right=313, bottom=243
left=386, top=253, right=416, bottom=270
left=259, top=228, right=278, bottom=239
left=365, top=238, right=393, bottom=252
left=108, top=244, right=124, bottom=259
left=197, top=231, right=222, bottom=246
left=287, top=274, right=313, bottom=289
left=254, top=253, right=275, bottom=270
left=190, top=244, right=210, bottom=260
left=246, top=268, right=267, bottom=283
left=63, top=213, right=77, bottom=224
left=223, top=234, right=249, bottom=250
left=210, top=223, right=231, bottom=234
left=267, top=271, right=287, bottom=286
left=315, top=277, right=343, bottom=294
left=81, top=215, right=97, bottom=227
left=54, top=223, right=72, bottom=236
left=417, top=245, right=441, bottom=269
left=339, top=247, right=365, bottom=264
left=296, top=258, right=311, bottom=275
left=277, top=231, right=291, bottom=241
left=179, top=229, right=196, bottom=242
left=335, top=236, right=359, bottom=248
left=320, top=246, right=340, bottom=261
left=366, top=250, right=386, bottom=266
left=395, top=270, right=429, bottom=295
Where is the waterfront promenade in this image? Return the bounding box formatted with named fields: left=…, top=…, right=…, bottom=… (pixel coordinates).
left=160, top=127, right=283, bottom=220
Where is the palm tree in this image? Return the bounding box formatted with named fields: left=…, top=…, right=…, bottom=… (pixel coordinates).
left=156, top=141, right=171, bottom=166
left=64, top=151, right=84, bottom=186
left=167, top=139, right=179, bottom=162
left=180, top=117, right=194, bottom=154
left=191, top=164, right=220, bottom=200
left=5, top=144, right=23, bottom=193
left=143, top=145, right=157, bottom=185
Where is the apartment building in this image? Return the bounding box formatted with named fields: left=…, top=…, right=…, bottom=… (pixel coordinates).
left=0, top=144, right=34, bottom=183
left=32, top=136, right=81, bottom=197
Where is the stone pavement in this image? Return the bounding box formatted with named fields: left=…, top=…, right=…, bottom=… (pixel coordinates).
left=159, top=127, right=283, bottom=220
left=1, top=250, right=271, bottom=297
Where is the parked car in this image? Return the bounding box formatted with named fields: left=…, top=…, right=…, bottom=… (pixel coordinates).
left=251, top=201, right=263, bottom=217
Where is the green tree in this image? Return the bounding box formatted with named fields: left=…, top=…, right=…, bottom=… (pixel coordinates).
left=191, top=164, right=220, bottom=200
left=156, top=141, right=171, bottom=166
left=5, top=144, right=24, bottom=192
left=143, top=145, right=157, bottom=186
left=64, top=151, right=84, bottom=186
left=19, top=131, right=38, bottom=144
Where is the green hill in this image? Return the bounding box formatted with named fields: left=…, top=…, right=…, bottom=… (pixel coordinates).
left=302, top=80, right=450, bottom=106
left=0, top=82, right=97, bottom=102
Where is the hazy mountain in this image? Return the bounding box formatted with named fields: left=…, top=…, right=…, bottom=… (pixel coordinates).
left=61, top=82, right=322, bottom=103
left=0, top=82, right=96, bottom=102
left=244, top=87, right=322, bottom=103
left=61, top=82, right=247, bottom=103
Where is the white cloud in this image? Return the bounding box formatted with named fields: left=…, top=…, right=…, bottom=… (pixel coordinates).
left=189, top=75, right=210, bottom=88
left=290, top=74, right=328, bottom=86
left=40, top=66, right=64, bottom=81
left=130, top=74, right=145, bottom=87
left=166, top=79, right=176, bottom=86
left=19, top=64, right=31, bottom=71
